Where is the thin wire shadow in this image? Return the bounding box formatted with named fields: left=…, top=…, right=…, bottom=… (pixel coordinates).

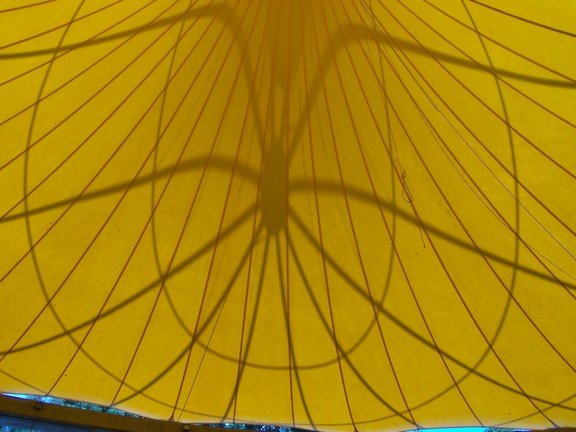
left=4, top=156, right=573, bottom=288
left=2, top=1, right=574, bottom=91
left=108, top=2, right=575, bottom=425
left=2, top=0, right=575, bottom=426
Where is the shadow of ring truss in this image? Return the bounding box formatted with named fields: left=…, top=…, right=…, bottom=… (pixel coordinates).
left=1, top=0, right=575, bottom=430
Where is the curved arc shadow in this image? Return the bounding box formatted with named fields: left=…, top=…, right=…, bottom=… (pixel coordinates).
left=319, top=4, right=576, bottom=414
left=287, top=207, right=576, bottom=413
left=2, top=0, right=575, bottom=426
left=2, top=0, right=261, bottom=405
left=2, top=2, right=574, bottom=90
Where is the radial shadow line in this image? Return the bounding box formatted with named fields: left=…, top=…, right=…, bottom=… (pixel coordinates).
left=0, top=204, right=258, bottom=357
left=289, top=179, right=576, bottom=290
left=1, top=156, right=259, bottom=223
left=222, top=235, right=270, bottom=422
left=286, top=230, right=418, bottom=427
left=469, top=0, right=576, bottom=38
left=3, top=0, right=255, bottom=372
left=153, top=0, right=277, bottom=361
left=300, top=8, right=421, bottom=411
left=285, top=12, right=573, bottom=163
left=288, top=207, right=575, bottom=411
left=389, top=0, right=576, bottom=87
left=0, top=1, right=58, bottom=14
left=114, top=223, right=265, bottom=406
left=4, top=6, right=572, bottom=90
left=0, top=369, right=45, bottom=395
left=0, top=0, right=127, bottom=53
left=0, top=3, right=220, bottom=59
left=276, top=235, right=317, bottom=429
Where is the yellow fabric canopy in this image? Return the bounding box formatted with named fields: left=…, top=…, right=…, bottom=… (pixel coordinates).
left=1, top=0, right=575, bottom=430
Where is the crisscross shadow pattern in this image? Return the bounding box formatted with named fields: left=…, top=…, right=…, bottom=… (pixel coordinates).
left=1, top=0, right=575, bottom=431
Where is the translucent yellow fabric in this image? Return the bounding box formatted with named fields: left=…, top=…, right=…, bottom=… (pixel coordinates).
left=1, top=1, right=575, bottom=430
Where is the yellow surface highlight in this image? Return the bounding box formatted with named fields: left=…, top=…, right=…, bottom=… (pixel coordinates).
left=1, top=1, right=575, bottom=430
